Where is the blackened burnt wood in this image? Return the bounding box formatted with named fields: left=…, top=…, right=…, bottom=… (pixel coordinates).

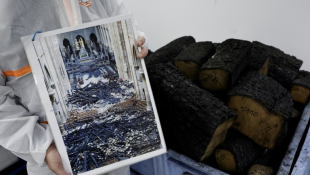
left=228, top=71, right=293, bottom=149
left=144, top=36, right=196, bottom=66
left=291, top=70, right=310, bottom=104
left=213, top=43, right=220, bottom=49
left=291, top=85, right=310, bottom=104
left=252, top=149, right=274, bottom=166
left=199, top=39, right=252, bottom=91
left=247, top=164, right=274, bottom=175
left=293, top=70, right=310, bottom=88
left=173, top=42, right=216, bottom=82
left=215, top=136, right=265, bottom=174
left=228, top=71, right=293, bottom=121
left=247, top=150, right=274, bottom=175
left=250, top=41, right=303, bottom=88
left=148, top=63, right=237, bottom=161
left=292, top=109, right=301, bottom=118
left=147, top=49, right=153, bottom=57
left=173, top=42, right=215, bottom=66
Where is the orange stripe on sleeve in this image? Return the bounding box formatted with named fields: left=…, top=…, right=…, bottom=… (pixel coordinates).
left=3, top=65, right=32, bottom=77
left=40, top=121, right=49, bottom=125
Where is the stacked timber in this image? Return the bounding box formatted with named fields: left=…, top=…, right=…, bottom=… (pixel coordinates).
left=199, top=39, right=252, bottom=91
left=291, top=70, right=310, bottom=104
left=147, top=63, right=237, bottom=161
left=215, top=134, right=265, bottom=174
left=145, top=36, right=305, bottom=174
left=173, top=42, right=216, bottom=82
left=227, top=71, right=294, bottom=149
left=144, top=36, right=195, bottom=66
left=249, top=41, right=303, bottom=88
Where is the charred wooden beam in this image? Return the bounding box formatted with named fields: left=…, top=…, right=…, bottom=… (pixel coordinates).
left=228, top=71, right=294, bottom=149
left=252, top=149, right=274, bottom=166
left=215, top=135, right=265, bottom=174
left=247, top=149, right=274, bottom=175
left=266, top=105, right=304, bottom=172
left=291, top=85, right=310, bottom=104
left=147, top=63, right=237, bottom=161
left=199, top=39, right=252, bottom=91
left=293, top=70, right=310, bottom=88
left=291, top=70, right=310, bottom=104
left=248, top=164, right=274, bottom=175
left=249, top=41, right=303, bottom=88
left=173, top=42, right=216, bottom=82
left=147, top=49, right=153, bottom=57
left=144, top=36, right=196, bottom=66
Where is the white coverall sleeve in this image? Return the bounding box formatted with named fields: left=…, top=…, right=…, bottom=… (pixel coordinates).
left=0, top=0, right=70, bottom=174
left=0, top=73, right=53, bottom=172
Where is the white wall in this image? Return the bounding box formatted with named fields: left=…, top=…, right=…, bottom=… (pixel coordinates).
left=124, top=0, right=310, bottom=70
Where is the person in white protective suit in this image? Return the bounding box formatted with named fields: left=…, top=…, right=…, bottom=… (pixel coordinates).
left=0, top=0, right=148, bottom=175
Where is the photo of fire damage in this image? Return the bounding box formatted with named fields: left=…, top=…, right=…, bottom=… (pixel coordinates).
left=37, top=19, right=161, bottom=174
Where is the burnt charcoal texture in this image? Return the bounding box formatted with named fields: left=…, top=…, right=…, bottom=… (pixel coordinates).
left=173, top=42, right=216, bottom=66
left=147, top=49, right=153, bottom=57
left=228, top=71, right=293, bottom=121
left=251, top=149, right=274, bottom=166
left=292, top=70, right=310, bottom=89
left=216, top=136, right=265, bottom=174
left=213, top=43, right=220, bottom=49
left=144, top=36, right=196, bottom=66
left=201, top=38, right=252, bottom=87
left=250, top=41, right=303, bottom=88
left=147, top=63, right=236, bottom=161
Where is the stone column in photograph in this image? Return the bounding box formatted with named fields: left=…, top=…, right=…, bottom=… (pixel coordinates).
left=101, top=26, right=109, bottom=51
left=117, top=21, right=130, bottom=80
left=105, top=27, right=113, bottom=53
left=100, top=26, right=108, bottom=58
left=49, top=36, right=71, bottom=94
left=137, top=59, right=146, bottom=101
left=107, top=22, right=128, bottom=79
left=51, top=94, right=62, bottom=124
left=82, top=29, right=90, bottom=54
left=45, top=36, right=70, bottom=120
left=140, top=72, right=152, bottom=111
left=122, top=20, right=144, bottom=100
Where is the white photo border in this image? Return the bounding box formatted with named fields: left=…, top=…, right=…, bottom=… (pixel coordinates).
left=21, top=13, right=166, bottom=175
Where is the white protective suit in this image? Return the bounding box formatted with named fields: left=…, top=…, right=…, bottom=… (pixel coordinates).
left=78, top=0, right=146, bottom=41
left=0, top=0, right=144, bottom=174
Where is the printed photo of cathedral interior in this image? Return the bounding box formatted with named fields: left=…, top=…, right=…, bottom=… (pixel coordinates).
left=39, top=19, right=161, bottom=174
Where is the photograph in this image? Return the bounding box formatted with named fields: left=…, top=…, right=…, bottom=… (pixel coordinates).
left=29, top=16, right=163, bottom=175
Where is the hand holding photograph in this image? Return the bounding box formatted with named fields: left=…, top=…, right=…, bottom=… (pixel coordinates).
left=21, top=13, right=166, bottom=175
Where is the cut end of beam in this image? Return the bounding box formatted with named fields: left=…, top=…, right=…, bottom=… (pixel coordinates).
left=291, top=85, right=310, bottom=104
left=215, top=149, right=237, bottom=173
left=199, top=69, right=230, bottom=91
left=228, top=96, right=284, bottom=149
left=248, top=164, right=274, bottom=175
left=173, top=60, right=200, bottom=82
